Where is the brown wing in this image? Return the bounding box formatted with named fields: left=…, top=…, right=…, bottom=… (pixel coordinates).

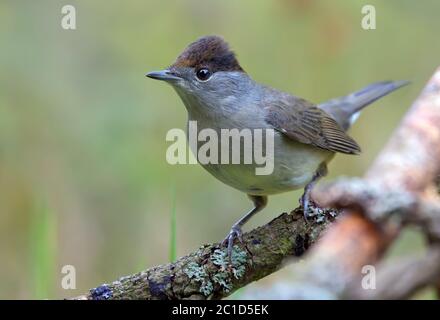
left=265, top=96, right=361, bottom=154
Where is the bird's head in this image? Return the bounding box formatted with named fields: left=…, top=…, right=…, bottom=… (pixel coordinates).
left=147, top=35, right=252, bottom=112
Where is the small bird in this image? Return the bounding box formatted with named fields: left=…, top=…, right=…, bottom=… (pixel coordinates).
left=147, top=35, right=408, bottom=256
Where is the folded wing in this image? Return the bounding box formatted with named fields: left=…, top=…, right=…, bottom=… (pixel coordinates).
left=265, top=97, right=361, bottom=155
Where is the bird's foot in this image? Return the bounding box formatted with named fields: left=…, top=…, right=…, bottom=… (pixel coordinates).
left=300, top=194, right=318, bottom=221
left=221, top=224, right=243, bottom=261
left=300, top=196, right=327, bottom=222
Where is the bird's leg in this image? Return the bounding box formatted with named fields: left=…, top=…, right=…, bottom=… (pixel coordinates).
left=300, top=162, right=328, bottom=220
left=222, top=195, right=267, bottom=260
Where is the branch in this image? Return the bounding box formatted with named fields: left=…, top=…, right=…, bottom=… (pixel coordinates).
left=72, top=207, right=338, bottom=300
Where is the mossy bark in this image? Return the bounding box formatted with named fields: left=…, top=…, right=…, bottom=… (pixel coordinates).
left=73, top=207, right=338, bottom=300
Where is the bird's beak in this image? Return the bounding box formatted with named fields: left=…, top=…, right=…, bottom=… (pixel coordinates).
left=146, top=69, right=181, bottom=81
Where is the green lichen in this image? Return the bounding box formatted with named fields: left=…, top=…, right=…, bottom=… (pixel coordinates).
left=211, top=249, right=228, bottom=268
left=199, top=280, right=214, bottom=296
left=184, top=246, right=248, bottom=296
left=212, top=246, right=247, bottom=269
left=232, top=265, right=246, bottom=279
left=183, top=261, right=213, bottom=296
left=184, top=261, right=206, bottom=279
left=231, top=246, right=248, bottom=266
left=213, top=272, right=232, bottom=292
left=211, top=246, right=248, bottom=292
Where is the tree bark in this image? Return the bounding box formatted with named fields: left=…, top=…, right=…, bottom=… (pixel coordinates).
left=72, top=207, right=338, bottom=300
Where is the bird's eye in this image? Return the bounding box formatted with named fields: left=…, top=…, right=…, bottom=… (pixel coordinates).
left=196, top=68, right=212, bottom=81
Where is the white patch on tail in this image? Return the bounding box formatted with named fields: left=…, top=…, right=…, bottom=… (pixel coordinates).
left=349, top=111, right=361, bottom=126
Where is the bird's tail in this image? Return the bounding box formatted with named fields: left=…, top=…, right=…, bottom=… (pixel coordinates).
left=318, top=80, right=410, bottom=130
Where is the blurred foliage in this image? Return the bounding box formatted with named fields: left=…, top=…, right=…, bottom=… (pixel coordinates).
left=169, top=184, right=177, bottom=263
left=29, top=198, right=56, bottom=299
left=0, top=0, right=439, bottom=298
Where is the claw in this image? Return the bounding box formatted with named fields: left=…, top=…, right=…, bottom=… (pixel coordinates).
left=221, top=225, right=243, bottom=261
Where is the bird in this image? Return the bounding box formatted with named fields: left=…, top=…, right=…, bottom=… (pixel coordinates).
left=147, top=35, right=409, bottom=257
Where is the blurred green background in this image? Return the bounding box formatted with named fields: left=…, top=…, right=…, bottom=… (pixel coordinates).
left=0, top=0, right=439, bottom=299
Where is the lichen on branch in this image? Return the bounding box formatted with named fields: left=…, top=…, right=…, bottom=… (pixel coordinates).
left=73, top=207, right=337, bottom=300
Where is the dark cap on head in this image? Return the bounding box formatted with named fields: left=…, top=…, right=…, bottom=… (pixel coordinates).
left=171, top=35, right=244, bottom=73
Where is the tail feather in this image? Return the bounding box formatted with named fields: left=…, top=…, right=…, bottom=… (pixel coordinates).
left=318, top=80, right=410, bottom=130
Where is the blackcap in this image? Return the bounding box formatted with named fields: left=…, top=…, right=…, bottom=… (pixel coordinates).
left=147, top=35, right=408, bottom=256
